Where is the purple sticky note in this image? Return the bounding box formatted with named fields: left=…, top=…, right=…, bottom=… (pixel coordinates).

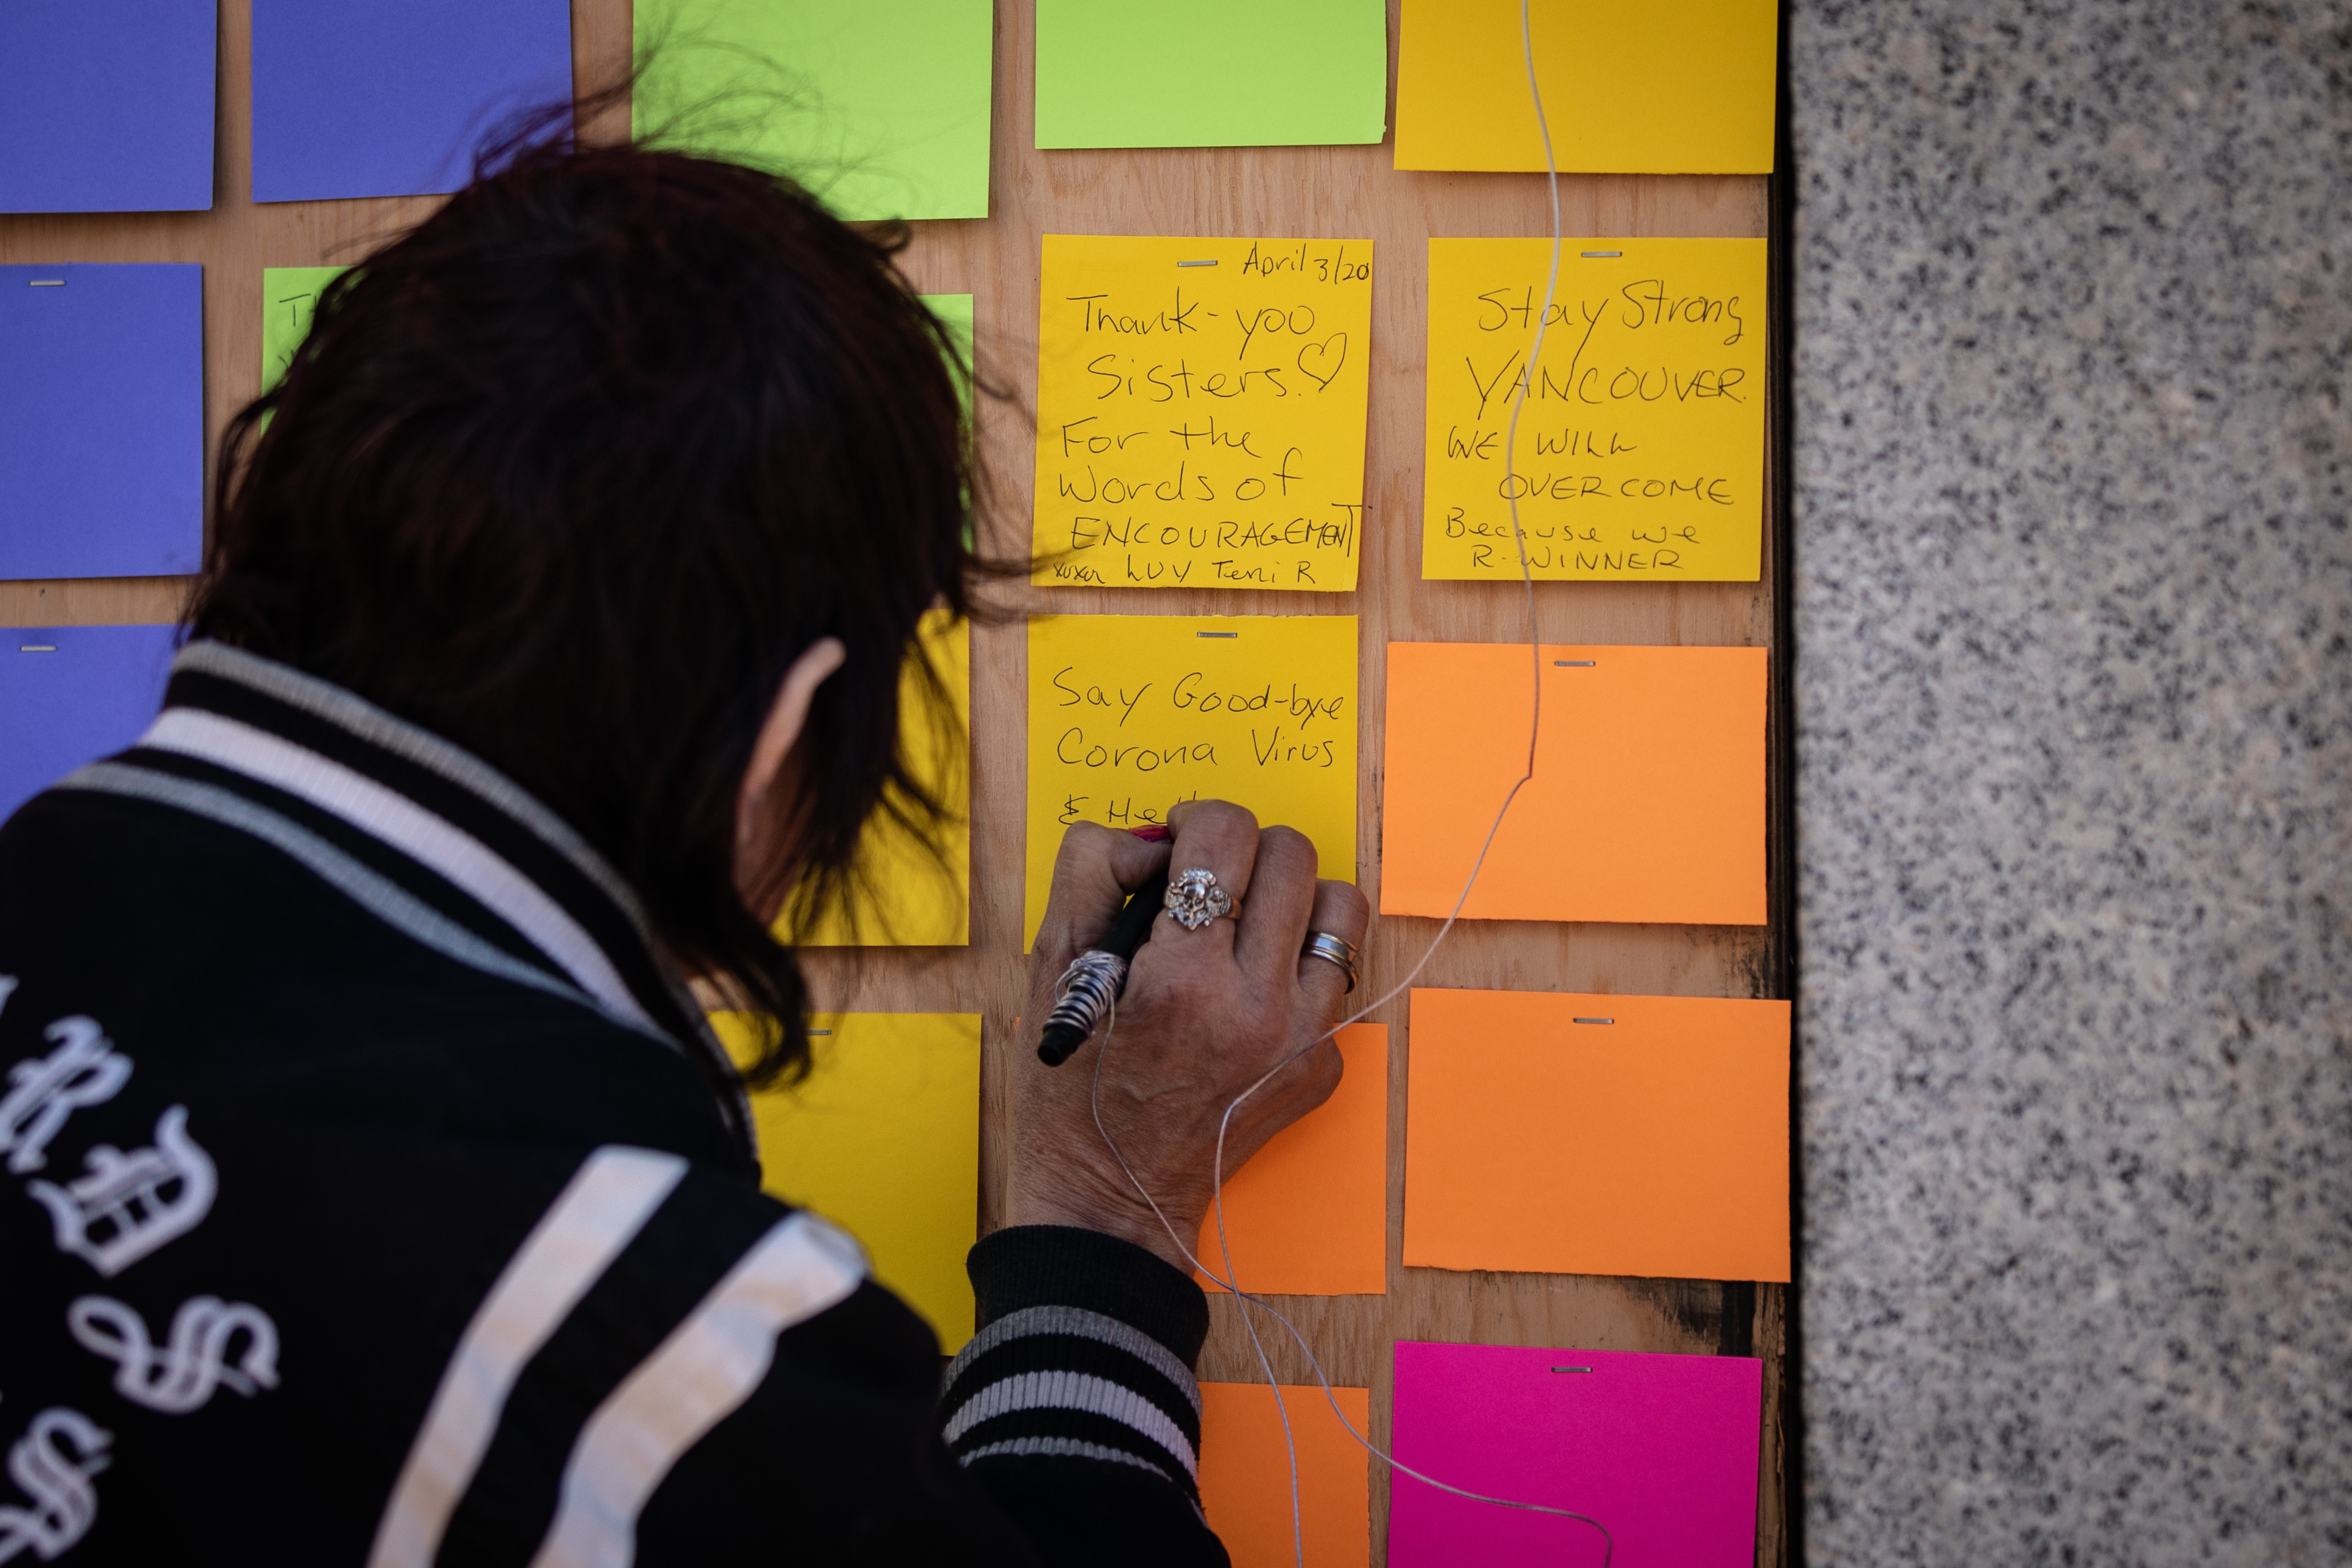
left=251, top=0, right=573, bottom=203
left=1, top=626, right=179, bottom=823
left=0, top=1, right=216, bottom=214
left=1, top=265, right=204, bottom=581
left=1389, top=1340, right=1762, bottom=1566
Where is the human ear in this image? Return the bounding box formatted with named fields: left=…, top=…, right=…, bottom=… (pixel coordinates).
left=735, top=637, right=848, bottom=881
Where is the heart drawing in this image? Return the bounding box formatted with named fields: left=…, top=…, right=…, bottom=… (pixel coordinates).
left=1296, top=332, right=1349, bottom=391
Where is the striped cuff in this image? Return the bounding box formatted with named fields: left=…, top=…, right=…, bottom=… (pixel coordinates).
left=942, top=1228, right=1208, bottom=1504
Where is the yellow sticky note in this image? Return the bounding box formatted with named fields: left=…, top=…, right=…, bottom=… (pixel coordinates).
left=1394, top=0, right=1778, bottom=174
left=1025, top=614, right=1357, bottom=947
left=261, top=265, right=347, bottom=392
left=781, top=608, right=969, bottom=946
left=1032, top=235, right=1374, bottom=593
left=713, top=1011, right=981, bottom=1349
left=1422, top=238, right=1767, bottom=582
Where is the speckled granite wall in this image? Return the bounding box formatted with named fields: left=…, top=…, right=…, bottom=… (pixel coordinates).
left=1790, top=3, right=2351, bottom=1562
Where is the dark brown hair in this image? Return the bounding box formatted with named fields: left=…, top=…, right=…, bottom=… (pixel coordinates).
left=192, top=133, right=983, bottom=1087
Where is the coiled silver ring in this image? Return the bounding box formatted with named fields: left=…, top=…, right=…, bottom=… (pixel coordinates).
left=1301, top=931, right=1359, bottom=992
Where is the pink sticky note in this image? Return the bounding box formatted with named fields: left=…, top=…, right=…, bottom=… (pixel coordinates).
left=1389, top=1341, right=1761, bottom=1566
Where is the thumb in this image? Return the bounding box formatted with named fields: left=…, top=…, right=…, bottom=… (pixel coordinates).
left=1033, top=823, right=1173, bottom=973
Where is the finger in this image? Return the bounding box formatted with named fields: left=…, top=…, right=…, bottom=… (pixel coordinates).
left=1233, top=826, right=1319, bottom=978
left=1158, top=800, right=1260, bottom=952
left=1294, top=879, right=1371, bottom=1015
left=1034, top=822, right=1175, bottom=971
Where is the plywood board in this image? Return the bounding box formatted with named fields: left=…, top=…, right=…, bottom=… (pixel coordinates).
left=0, top=4, right=1787, bottom=1559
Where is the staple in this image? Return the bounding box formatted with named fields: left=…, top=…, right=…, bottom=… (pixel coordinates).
left=1550, top=1365, right=1595, bottom=1373
left=1554, top=659, right=1596, bottom=666
left=1196, top=630, right=1238, bottom=638
left=1177, top=259, right=1217, bottom=267
left=1579, top=251, right=1621, bottom=259
left=808, top=1029, right=832, bottom=1035
left=29, top=279, right=65, bottom=288
left=1571, top=1017, right=1614, bottom=1025
left=19, top=645, right=58, bottom=653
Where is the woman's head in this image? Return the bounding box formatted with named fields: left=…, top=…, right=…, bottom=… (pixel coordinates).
left=192, top=137, right=981, bottom=1085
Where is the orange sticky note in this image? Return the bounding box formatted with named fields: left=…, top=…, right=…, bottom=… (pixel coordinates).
left=1403, top=988, right=1790, bottom=1282
left=1394, top=0, right=1777, bottom=174
left=1199, top=1382, right=1371, bottom=1568
left=1379, top=642, right=1766, bottom=926
left=1197, top=1023, right=1386, bottom=1297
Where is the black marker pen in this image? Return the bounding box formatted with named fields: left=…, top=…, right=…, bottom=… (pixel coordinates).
left=1035, top=865, right=1172, bottom=1067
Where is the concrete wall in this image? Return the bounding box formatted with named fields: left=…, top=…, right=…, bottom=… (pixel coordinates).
left=1790, top=3, right=2351, bottom=1561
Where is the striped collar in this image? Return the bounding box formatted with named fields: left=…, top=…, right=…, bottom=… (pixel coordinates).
left=62, top=641, right=748, bottom=1143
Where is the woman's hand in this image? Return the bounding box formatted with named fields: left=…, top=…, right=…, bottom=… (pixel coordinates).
left=1008, top=800, right=1373, bottom=1274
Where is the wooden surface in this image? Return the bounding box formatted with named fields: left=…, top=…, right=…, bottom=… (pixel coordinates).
left=0, top=3, right=1788, bottom=1561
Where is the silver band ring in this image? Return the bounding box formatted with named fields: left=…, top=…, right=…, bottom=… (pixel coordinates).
left=1163, top=866, right=1237, bottom=931
left=1302, top=931, right=1359, bottom=992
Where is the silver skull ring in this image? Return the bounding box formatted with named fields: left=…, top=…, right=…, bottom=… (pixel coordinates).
left=1162, top=866, right=1236, bottom=930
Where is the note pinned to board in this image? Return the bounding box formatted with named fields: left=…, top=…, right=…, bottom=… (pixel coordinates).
left=1025, top=614, right=1357, bottom=946
left=635, top=0, right=992, bottom=222
left=0, top=1, right=215, bottom=213
left=1389, top=1341, right=1762, bottom=1566
left=713, top=1011, right=980, bottom=1349
left=1379, top=642, right=1765, bottom=926
left=1034, top=0, right=1386, bottom=150
left=0, top=265, right=203, bottom=582
left=1032, top=236, right=1374, bottom=593
left=1, top=626, right=177, bottom=822
left=1402, top=989, right=1790, bottom=1282
left=926, top=292, right=975, bottom=379
left=782, top=608, right=969, bottom=946
left=251, top=0, right=573, bottom=203
left=261, top=267, right=350, bottom=393
left=1198, top=1025, right=1385, bottom=1297
left=1199, top=1383, right=1371, bottom=1568
left=1422, top=239, right=1767, bottom=582
left=1394, top=0, right=1776, bottom=174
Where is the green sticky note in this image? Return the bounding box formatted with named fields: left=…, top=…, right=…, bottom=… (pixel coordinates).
left=635, top=0, right=992, bottom=222
left=1034, top=0, right=1387, bottom=149
left=924, top=291, right=973, bottom=399
left=924, top=294, right=975, bottom=539
left=925, top=291, right=973, bottom=345
left=261, top=266, right=348, bottom=393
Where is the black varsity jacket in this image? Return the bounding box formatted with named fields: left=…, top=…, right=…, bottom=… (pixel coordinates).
left=0, top=641, right=1228, bottom=1566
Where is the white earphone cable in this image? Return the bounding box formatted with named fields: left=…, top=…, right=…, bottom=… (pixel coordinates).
left=1081, top=3, right=1608, bottom=1561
